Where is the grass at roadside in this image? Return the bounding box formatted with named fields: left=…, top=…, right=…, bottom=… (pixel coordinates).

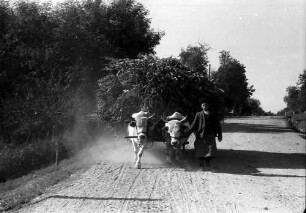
left=0, top=127, right=116, bottom=212
left=0, top=139, right=68, bottom=183
left=0, top=155, right=91, bottom=212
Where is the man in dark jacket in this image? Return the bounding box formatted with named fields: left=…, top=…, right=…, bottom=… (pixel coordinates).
left=189, top=102, right=222, bottom=170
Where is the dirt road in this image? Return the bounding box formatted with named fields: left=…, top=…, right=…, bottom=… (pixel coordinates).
left=15, top=117, right=305, bottom=213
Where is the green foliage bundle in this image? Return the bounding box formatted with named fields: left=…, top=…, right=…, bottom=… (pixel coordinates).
left=96, top=55, right=224, bottom=125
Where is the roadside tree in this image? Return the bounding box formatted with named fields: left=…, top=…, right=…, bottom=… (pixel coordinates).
left=284, top=69, right=306, bottom=113
left=213, top=50, right=254, bottom=115
left=0, top=0, right=163, bottom=144
left=179, top=43, right=210, bottom=77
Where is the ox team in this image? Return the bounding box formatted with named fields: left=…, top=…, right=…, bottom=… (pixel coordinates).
left=127, top=102, right=223, bottom=170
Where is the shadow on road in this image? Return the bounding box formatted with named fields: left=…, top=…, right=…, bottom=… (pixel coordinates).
left=147, top=143, right=305, bottom=177
left=33, top=195, right=162, bottom=205
left=182, top=149, right=306, bottom=177
left=298, top=133, right=306, bottom=139
left=223, top=123, right=293, bottom=133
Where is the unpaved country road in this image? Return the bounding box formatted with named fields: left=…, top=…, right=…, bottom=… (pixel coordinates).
left=15, top=117, right=306, bottom=213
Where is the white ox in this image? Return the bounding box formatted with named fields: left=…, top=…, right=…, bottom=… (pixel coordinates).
left=163, top=112, right=190, bottom=164
left=127, top=111, right=154, bottom=169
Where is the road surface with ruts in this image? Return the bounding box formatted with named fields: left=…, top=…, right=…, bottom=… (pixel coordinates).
left=15, top=116, right=306, bottom=213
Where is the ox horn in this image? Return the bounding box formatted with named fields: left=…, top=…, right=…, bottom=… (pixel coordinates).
left=179, top=116, right=188, bottom=123
left=148, top=113, right=155, bottom=119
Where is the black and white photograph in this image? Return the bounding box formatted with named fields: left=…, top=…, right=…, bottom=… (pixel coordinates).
left=0, top=0, right=305, bottom=212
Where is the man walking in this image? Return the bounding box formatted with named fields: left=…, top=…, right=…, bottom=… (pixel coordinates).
left=189, top=102, right=223, bottom=171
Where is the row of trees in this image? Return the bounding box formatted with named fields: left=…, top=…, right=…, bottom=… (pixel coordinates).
left=0, top=0, right=266, bottom=181
left=278, top=69, right=306, bottom=133
left=212, top=51, right=260, bottom=115
left=281, top=69, right=306, bottom=114
left=0, top=0, right=266, bottom=146
left=0, top=0, right=163, bottom=144
left=179, top=45, right=264, bottom=116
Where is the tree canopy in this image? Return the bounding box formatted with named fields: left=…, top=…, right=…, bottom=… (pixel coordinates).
left=283, top=69, right=306, bottom=113
left=212, top=50, right=254, bottom=115
left=179, top=43, right=210, bottom=77
left=240, top=98, right=265, bottom=116
left=0, top=0, right=163, bottom=143
left=105, top=0, right=163, bottom=58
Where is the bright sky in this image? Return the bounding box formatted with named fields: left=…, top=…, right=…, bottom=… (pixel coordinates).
left=37, top=0, right=306, bottom=113
left=138, top=0, right=306, bottom=113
